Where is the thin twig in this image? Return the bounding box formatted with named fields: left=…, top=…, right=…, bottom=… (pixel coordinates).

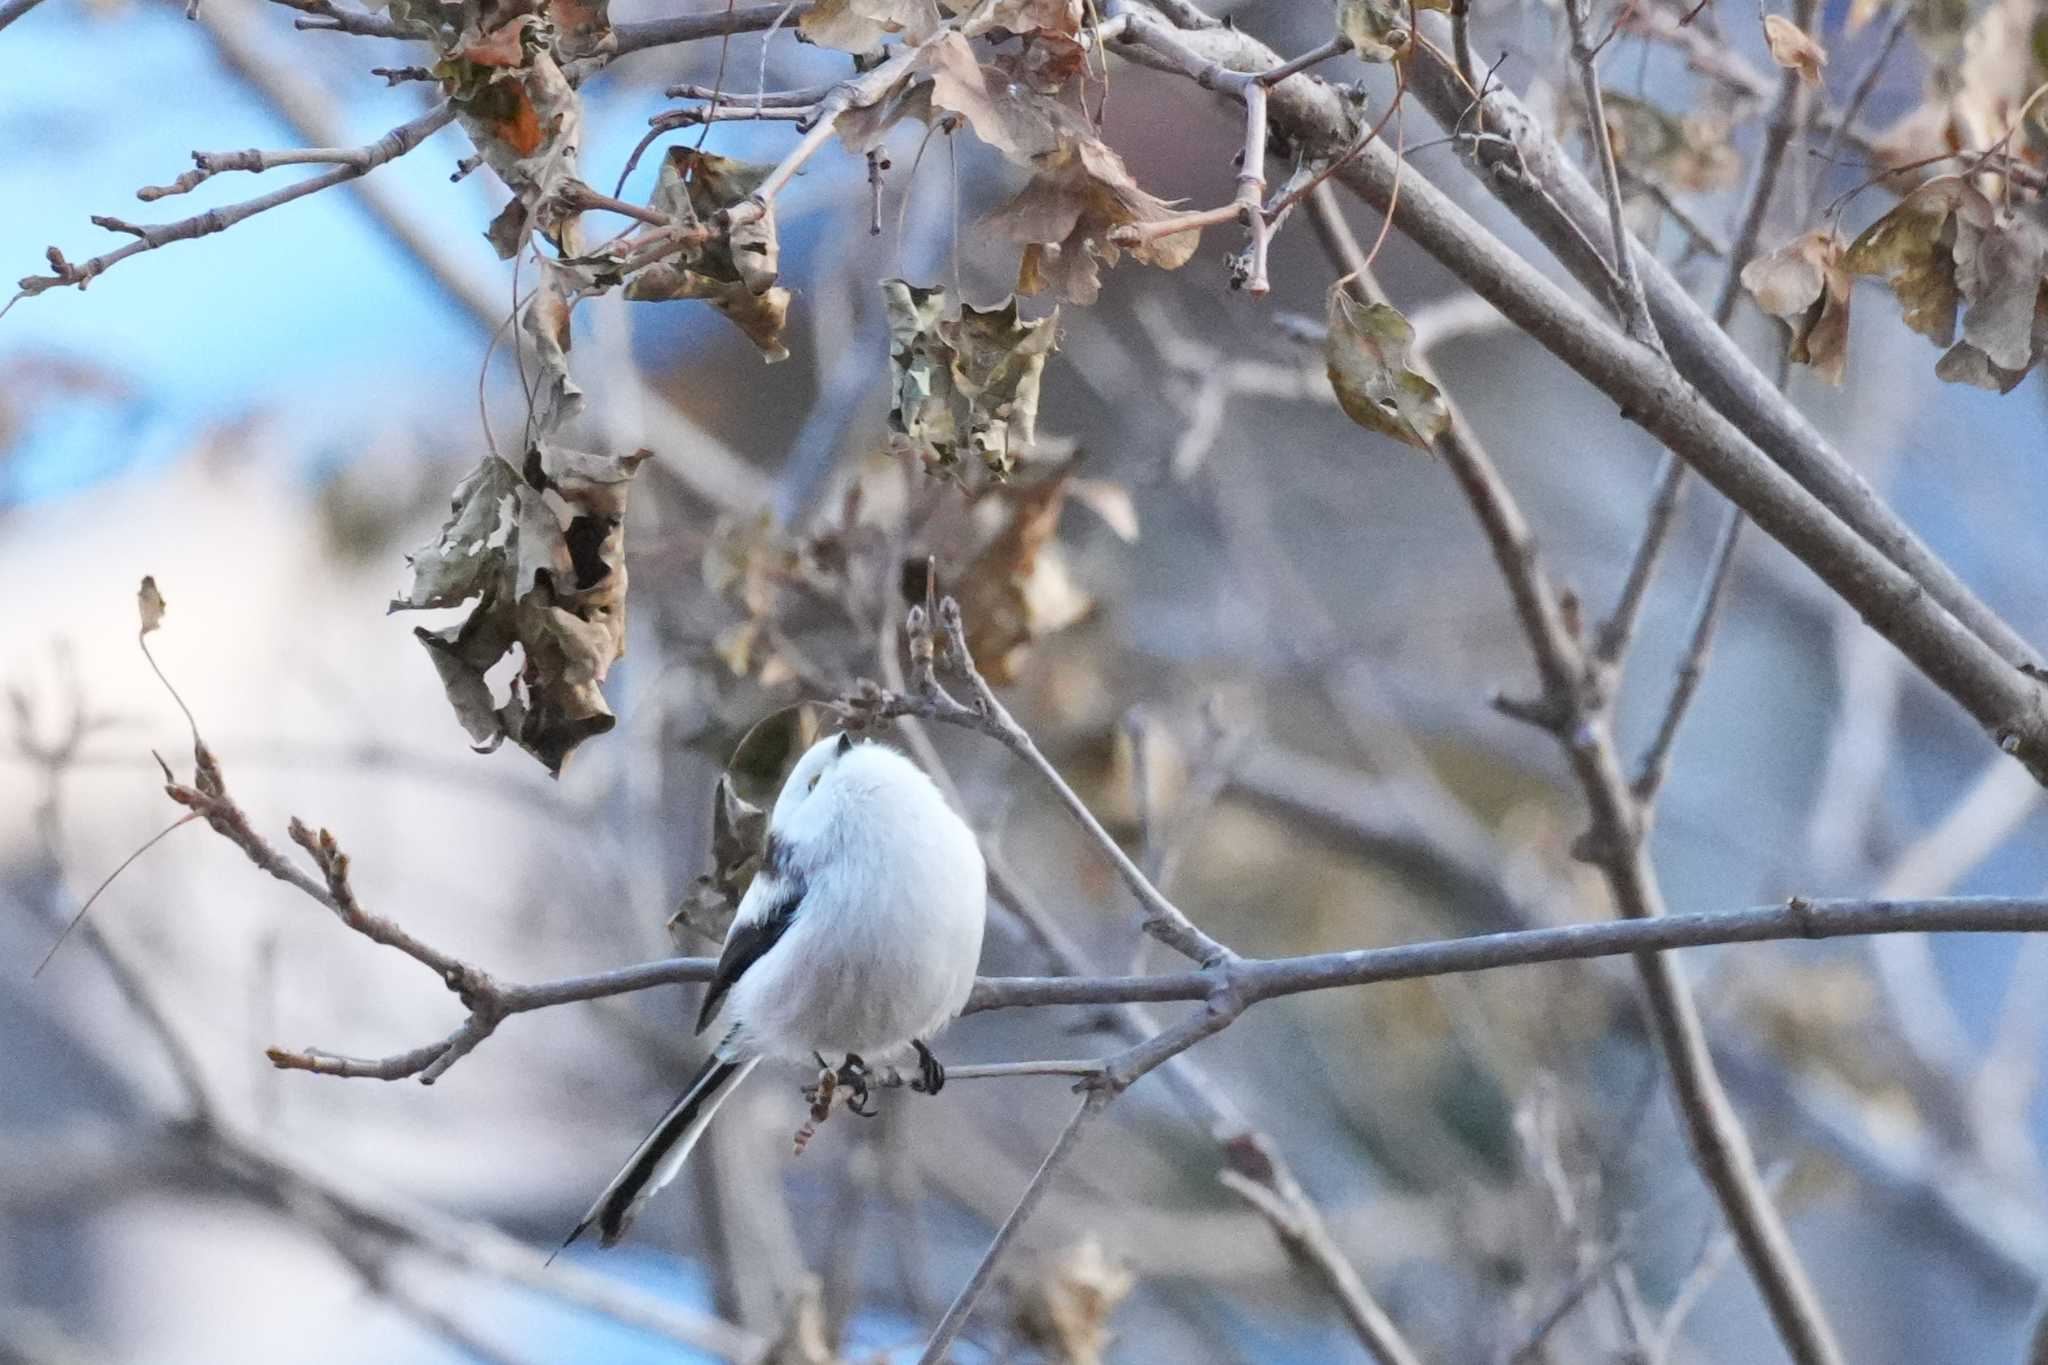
left=612, top=0, right=816, bottom=56
left=1220, top=1142, right=1426, bottom=1365
left=915, top=1089, right=1108, bottom=1364
left=855, top=598, right=1237, bottom=968
left=1560, top=0, right=1659, bottom=346
left=1632, top=503, right=1743, bottom=806
left=17, top=104, right=454, bottom=300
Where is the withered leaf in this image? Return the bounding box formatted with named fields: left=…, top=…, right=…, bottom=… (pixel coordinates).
left=1010, top=1237, right=1135, bottom=1365
left=1740, top=230, right=1852, bottom=384
left=985, top=136, right=1200, bottom=305
left=1842, top=176, right=1994, bottom=346
left=394, top=446, right=649, bottom=773
left=624, top=147, right=789, bottom=361
left=948, top=0, right=1079, bottom=38
left=960, top=460, right=1095, bottom=683
left=390, top=455, right=522, bottom=611
left=1947, top=214, right=2048, bottom=381
left=547, top=0, right=613, bottom=60
left=1325, top=289, right=1448, bottom=451
left=522, top=258, right=586, bottom=434
left=1762, top=14, right=1827, bottom=86
left=138, top=575, right=165, bottom=636
left=443, top=34, right=583, bottom=259
left=798, top=0, right=940, bottom=53
left=669, top=704, right=828, bottom=949
left=883, top=279, right=1060, bottom=474
left=1336, top=0, right=1444, bottom=61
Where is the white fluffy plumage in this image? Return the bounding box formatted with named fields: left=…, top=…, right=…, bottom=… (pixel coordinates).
left=565, top=732, right=987, bottom=1249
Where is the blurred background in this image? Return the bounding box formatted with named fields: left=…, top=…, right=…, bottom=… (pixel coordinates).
left=5, top=0, right=2048, bottom=1361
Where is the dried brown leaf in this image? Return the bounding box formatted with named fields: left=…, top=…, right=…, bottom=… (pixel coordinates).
left=960, top=460, right=1094, bottom=682
left=1325, top=290, right=1449, bottom=451
left=1010, top=1237, right=1135, bottom=1365
left=137, top=575, right=165, bottom=636
left=625, top=147, right=789, bottom=360
left=1763, top=13, right=1828, bottom=86
left=1740, top=230, right=1853, bottom=383
left=798, top=0, right=940, bottom=52
left=1843, top=175, right=1994, bottom=346
left=1600, top=92, right=1743, bottom=193
left=883, top=279, right=1060, bottom=474
left=394, top=447, right=649, bottom=773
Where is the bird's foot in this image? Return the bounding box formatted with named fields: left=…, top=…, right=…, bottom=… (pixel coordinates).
left=837, top=1053, right=879, bottom=1117
left=910, top=1039, right=945, bottom=1095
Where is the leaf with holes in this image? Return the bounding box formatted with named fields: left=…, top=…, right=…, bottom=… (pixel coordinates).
left=394, top=446, right=649, bottom=773
left=882, top=280, right=1060, bottom=474
left=1325, top=291, right=1447, bottom=452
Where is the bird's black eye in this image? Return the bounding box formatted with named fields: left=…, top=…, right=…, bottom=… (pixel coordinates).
left=807, top=772, right=821, bottom=792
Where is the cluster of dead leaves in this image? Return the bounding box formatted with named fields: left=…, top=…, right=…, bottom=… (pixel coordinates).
left=839, top=31, right=1202, bottom=303
left=622, top=146, right=792, bottom=361
left=884, top=279, right=1060, bottom=475
left=391, top=444, right=648, bottom=773
left=1749, top=176, right=2048, bottom=390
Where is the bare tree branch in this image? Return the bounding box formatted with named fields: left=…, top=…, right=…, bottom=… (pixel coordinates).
left=15, top=105, right=456, bottom=300
left=1298, top=177, right=1842, bottom=1362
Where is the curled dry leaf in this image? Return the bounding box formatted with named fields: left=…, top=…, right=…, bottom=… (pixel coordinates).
left=702, top=510, right=804, bottom=686
left=440, top=17, right=584, bottom=259
left=799, top=0, right=940, bottom=54
left=1324, top=288, right=1449, bottom=451
left=522, top=257, right=586, bottom=433
left=1740, top=230, right=1853, bottom=383
left=828, top=31, right=1197, bottom=303
left=1842, top=176, right=1990, bottom=345
left=137, top=575, right=165, bottom=636
left=546, top=0, right=614, bottom=61
left=624, top=146, right=790, bottom=361
left=392, top=445, right=649, bottom=773
left=883, top=279, right=1060, bottom=475
left=1937, top=217, right=2048, bottom=391
left=1009, top=1236, right=1136, bottom=1365
left=958, top=459, right=1095, bottom=683
left=1845, top=177, right=2048, bottom=390
left=1762, top=14, right=1828, bottom=86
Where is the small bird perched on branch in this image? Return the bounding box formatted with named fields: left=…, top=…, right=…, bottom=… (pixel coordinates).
left=563, top=731, right=988, bottom=1250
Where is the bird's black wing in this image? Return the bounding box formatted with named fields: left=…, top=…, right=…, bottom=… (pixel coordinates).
left=694, top=847, right=804, bottom=1034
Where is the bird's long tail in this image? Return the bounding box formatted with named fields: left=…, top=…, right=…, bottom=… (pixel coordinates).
left=559, top=1053, right=760, bottom=1253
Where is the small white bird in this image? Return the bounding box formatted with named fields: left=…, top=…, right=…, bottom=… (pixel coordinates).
left=564, top=731, right=988, bottom=1249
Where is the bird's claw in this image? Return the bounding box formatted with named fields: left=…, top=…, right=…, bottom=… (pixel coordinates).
left=837, top=1053, right=879, bottom=1117
left=910, top=1039, right=945, bottom=1095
